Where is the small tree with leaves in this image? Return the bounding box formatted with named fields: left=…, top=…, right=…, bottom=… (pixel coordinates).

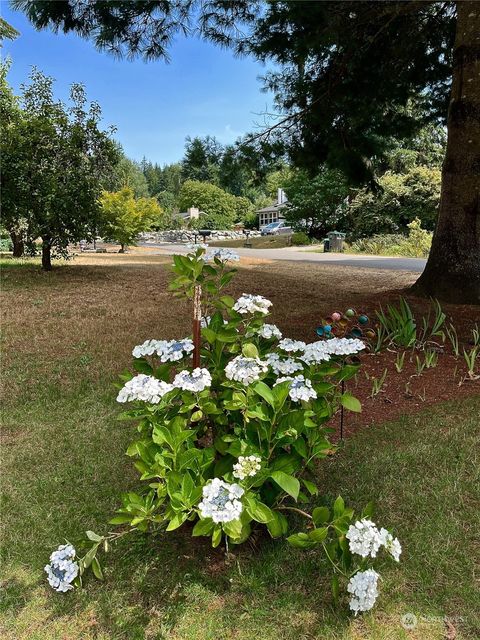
left=99, top=187, right=163, bottom=252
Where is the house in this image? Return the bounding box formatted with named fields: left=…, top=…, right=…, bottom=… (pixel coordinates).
left=177, top=206, right=201, bottom=222
left=257, top=189, right=288, bottom=230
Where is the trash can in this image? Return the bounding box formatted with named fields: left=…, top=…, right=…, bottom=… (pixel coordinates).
left=323, top=238, right=330, bottom=253
left=327, top=231, right=346, bottom=252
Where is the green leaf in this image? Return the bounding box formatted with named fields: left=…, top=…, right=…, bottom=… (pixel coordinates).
left=286, top=532, right=316, bottom=549
left=166, top=512, right=188, bottom=531
left=109, top=514, right=133, bottom=525
left=86, top=530, right=103, bottom=543
left=308, top=527, right=328, bottom=542
left=223, top=518, right=243, bottom=540
left=219, top=295, right=235, bottom=308
left=253, top=381, right=275, bottom=407
left=242, top=342, right=259, bottom=358
left=302, top=479, right=318, bottom=496
left=212, top=526, right=222, bottom=547
left=333, top=496, right=345, bottom=518
left=245, top=497, right=274, bottom=523
left=340, top=393, right=362, bottom=413
left=331, top=574, right=340, bottom=605
left=361, top=501, right=375, bottom=519
left=312, top=506, right=330, bottom=525
left=192, top=518, right=214, bottom=537
left=91, top=556, right=104, bottom=580
left=266, top=510, right=289, bottom=538
left=133, top=358, right=153, bottom=375
left=270, top=471, right=300, bottom=500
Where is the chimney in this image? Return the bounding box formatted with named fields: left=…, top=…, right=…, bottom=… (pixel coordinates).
left=277, top=188, right=286, bottom=204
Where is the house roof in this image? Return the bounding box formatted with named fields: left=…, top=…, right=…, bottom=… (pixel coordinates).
left=256, top=202, right=288, bottom=214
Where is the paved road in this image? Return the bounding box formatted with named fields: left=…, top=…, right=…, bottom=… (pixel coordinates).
left=139, top=242, right=426, bottom=272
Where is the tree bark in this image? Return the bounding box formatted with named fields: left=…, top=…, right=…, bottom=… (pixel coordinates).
left=412, top=1, right=480, bottom=304
left=42, top=239, right=52, bottom=271
left=10, top=230, right=25, bottom=258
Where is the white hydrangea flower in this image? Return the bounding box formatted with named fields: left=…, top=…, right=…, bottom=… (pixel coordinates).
left=157, top=338, right=195, bottom=362
left=258, top=323, right=282, bottom=340
left=323, top=337, right=365, bottom=356
left=44, top=544, right=79, bottom=593
left=117, top=374, right=174, bottom=404
left=274, top=374, right=317, bottom=402
left=233, top=293, right=272, bottom=315
left=173, top=367, right=212, bottom=392
left=132, top=339, right=161, bottom=358
left=225, top=355, right=268, bottom=385
left=233, top=455, right=261, bottom=480
left=206, top=248, right=240, bottom=262
left=198, top=478, right=244, bottom=523
left=379, top=528, right=402, bottom=562
left=186, top=243, right=209, bottom=251
left=301, top=341, right=332, bottom=365
left=266, top=353, right=303, bottom=375
left=347, top=569, right=379, bottom=614
left=346, top=519, right=385, bottom=559
left=278, top=338, right=307, bottom=353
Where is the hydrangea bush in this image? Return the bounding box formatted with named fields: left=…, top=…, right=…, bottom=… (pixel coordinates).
left=47, top=245, right=401, bottom=613
left=108, top=245, right=365, bottom=545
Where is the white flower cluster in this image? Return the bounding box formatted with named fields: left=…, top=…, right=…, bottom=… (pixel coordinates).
left=173, top=367, right=212, bottom=392
left=301, top=341, right=332, bottom=365
left=233, top=293, right=272, bottom=315
left=198, top=478, right=244, bottom=523
left=266, top=353, right=303, bottom=375
left=381, top=530, right=402, bottom=562
left=278, top=338, right=307, bottom=353
left=158, top=338, right=195, bottom=362
left=225, top=355, right=268, bottom=385
left=206, top=248, right=240, bottom=262
left=275, top=374, right=317, bottom=402
left=346, top=519, right=401, bottom=562
left=117, top=374, right=174, bottom=404
left=347, top=569, right=379, bottom=614
left=258, top=323, right=282, bottom=340
left=132, top=338, right=194, bottom=362
left=233, top=455, right=261, bottom=480
left=44, top=544, right=79, bottom=593
left=323, top=337, right=365, bottom=356
left=186, top=243, right=209, bottom=251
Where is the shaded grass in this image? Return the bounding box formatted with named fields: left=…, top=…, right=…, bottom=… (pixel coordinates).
left=2, top=388, right=479, bottom=639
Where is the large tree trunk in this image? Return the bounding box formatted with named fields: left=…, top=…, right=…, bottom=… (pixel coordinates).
left=10, top=230, right=25, bottom=258
left=42, top=239, right=52, bottom=271
left=412, top=1, right=480, bottom=304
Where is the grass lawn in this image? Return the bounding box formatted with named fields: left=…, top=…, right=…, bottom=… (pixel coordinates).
left=1, top=255, right=479, bottom=639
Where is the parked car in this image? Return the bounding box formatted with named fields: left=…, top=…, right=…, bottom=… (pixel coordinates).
left=261, top=221, right=293, bottom=236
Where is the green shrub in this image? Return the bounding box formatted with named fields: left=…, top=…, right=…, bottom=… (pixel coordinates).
left=0, top=236, right=13, bottom=252
left=350, top=219, right=432, bottom=257
left=291, top=231, right=310, bottom=246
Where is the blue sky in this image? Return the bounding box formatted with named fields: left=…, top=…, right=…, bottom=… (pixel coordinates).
left=2, top=3, right=275, bottom=165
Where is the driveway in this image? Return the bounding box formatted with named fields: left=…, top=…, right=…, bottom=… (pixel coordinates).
left=138, top=242, right=427, bottom=272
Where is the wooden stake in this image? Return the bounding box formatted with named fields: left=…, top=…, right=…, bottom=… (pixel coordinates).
left=193, top=284, right=202, bottom=369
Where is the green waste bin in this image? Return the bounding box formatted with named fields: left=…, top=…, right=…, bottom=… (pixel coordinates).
left=327, top=231, right=346, bottom=252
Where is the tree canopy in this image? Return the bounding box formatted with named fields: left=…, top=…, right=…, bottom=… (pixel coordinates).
left=0, top=66, right=118, bottom=269
left=99, top=187, right=163, bottom=251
